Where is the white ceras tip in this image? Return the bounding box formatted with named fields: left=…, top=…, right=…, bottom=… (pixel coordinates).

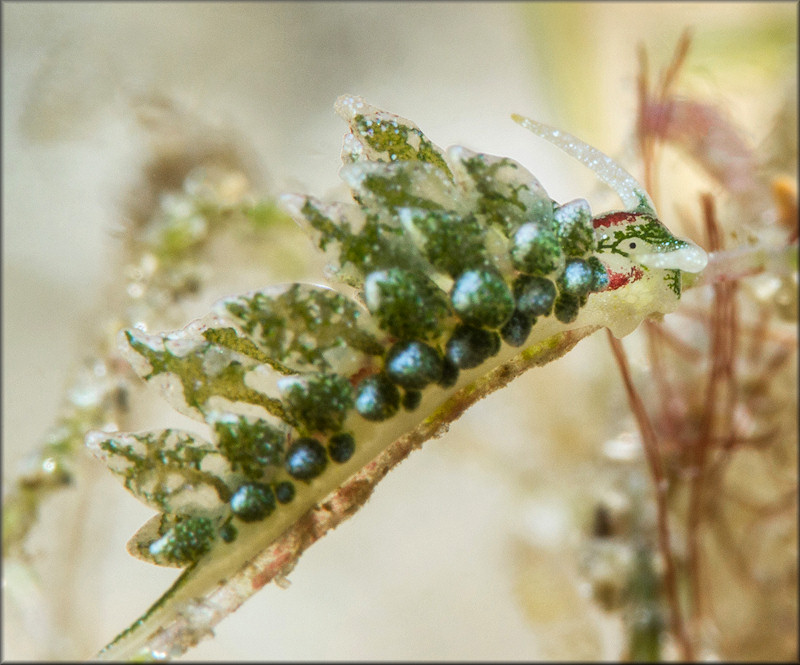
left=335, top=94, right=366, bottom=120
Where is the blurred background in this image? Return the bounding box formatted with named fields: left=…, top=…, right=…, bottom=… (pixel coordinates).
left=3, top=2, right=796, bottom=660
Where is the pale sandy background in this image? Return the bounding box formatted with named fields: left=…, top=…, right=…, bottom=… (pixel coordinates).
left=3, top=2, right=795, bottom=660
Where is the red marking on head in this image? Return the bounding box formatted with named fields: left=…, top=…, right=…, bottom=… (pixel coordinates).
left=606, top=266, right=644, bottom=291
left=593, top=212, right=640, bottom=229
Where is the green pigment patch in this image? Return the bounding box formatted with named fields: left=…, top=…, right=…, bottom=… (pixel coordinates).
left=456, top=151, right=553, bottom=237
left=554, top=199, right=595, bottom=257
left=124, top=330, right=288, bottom=422
left=400, top=208, right=489, bottom=277
left=364, top=267, right=451, bottom=340
left=349, top=162, right=449, bottom=213
left=147, top=515, right=216, bottom=566
left=664, top=269, right=681, bottom=297
left=92, top=429, right=233, bottom=514
left=352, top=113, right=454, bottom=181
left=338, top=214, right=425, bottom=277
left=220, top=285, right=384, bottom=371
left=278, top=373, right=354, bottom=435
left=450, top=269, right=514, bottom=329
left=597, top=216, right=690, bottom=256
left=300, top=198, right=349, bottom=251
left=202, top=327, right=294, bottom=375
left=213, top=417, right=285, bottom=479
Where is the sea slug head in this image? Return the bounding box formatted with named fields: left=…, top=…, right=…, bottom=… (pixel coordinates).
left=511, top=112, right=708, bottom=295
left=592, top=210, right=707, bottom=291
left=582, top=209, right=708, bottom=337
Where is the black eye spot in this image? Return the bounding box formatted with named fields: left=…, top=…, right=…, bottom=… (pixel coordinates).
left=629, top=242, right=637, bottom=249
